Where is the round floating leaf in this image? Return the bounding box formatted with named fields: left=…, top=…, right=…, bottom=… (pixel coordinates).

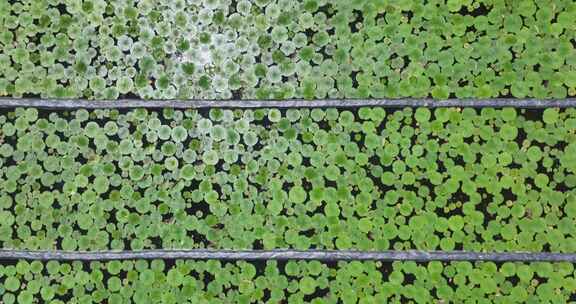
left=534, top=174, right=549, bottom=188
left=108, top=277, right=122, bottom=292
left=130, top=166, right=145, bottom=181
left=93, top=176, right=110, bottom=194
left=268, top=109, right=282, bottom=122
left=500, top=108, right=517, bottom=121
left=289, top=186, right=307, bottom=204
left=499, top=124, right=518, bottom=140
left=180, top=164, right=195, bottom=180
left=299, top=276, right=317, bottom=295
left=171, top=126, right=188, bottom=142
left=5, top=276, right=20, bottom=291
left=202, top=150, right=219, bottom=166
left=415, top=108, right=431, bottom=123
left=140, top=269, right=155, bottom=286
left=527, top=146, right=542, bottom=162
left=543, top=108, right=559, bottom=124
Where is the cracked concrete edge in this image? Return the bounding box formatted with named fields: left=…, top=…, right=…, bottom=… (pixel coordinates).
left=1, top=250, right=575, bottom=262
left=0, top=98, right=575, bottom=109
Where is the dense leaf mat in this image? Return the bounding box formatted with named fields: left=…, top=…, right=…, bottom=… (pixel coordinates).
left=1, top=260, right=576, bottom=303
left=1, top=107, right=575, bottom=251
left=1, top=0, right=575, bottom=99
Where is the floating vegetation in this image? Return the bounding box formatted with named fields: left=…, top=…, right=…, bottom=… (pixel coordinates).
left=0, top=1, right=574, bottom=99
left=0, top=107, right=574, bottom=251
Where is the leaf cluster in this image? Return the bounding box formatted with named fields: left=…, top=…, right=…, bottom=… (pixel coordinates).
left=0, top=107, right=575, bottom=252
left=0, top=260, right=574, bottom=303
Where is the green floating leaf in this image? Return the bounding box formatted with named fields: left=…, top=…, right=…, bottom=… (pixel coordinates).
left=543, top=108, right=559, bottom=124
